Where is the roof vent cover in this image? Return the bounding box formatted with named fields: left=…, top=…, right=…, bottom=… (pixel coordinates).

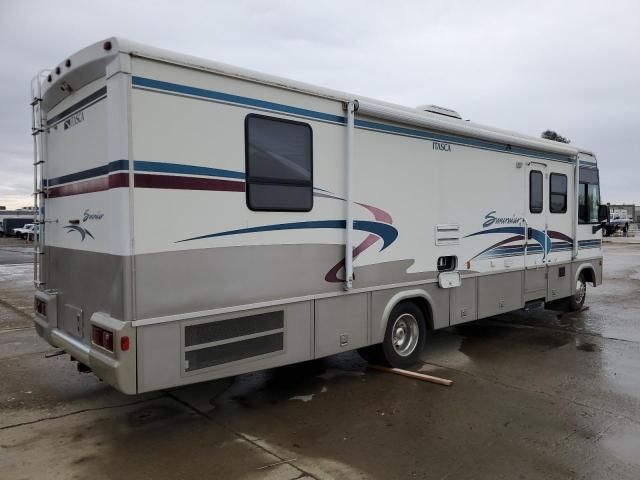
left=417, top=104, right=462, bottom=120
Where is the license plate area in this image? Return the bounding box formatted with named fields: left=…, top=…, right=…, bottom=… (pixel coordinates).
left=62, top=304, right=84, bottom=339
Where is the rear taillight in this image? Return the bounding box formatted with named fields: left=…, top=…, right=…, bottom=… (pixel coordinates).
left=35, top=298, right=47, bottom=317
left=92, top=326, right=114, bottom=352
left=120, top=336, right=130, bottom=351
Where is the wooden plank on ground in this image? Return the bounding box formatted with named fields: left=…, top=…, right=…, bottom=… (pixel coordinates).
left=368, top=364, right=453, bottom=387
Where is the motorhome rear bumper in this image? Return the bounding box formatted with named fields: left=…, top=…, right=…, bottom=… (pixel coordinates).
left=34, top=291, right=137, bottom=394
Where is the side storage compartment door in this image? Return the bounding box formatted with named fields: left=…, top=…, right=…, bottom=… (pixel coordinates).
left=315, top=294, right=368, bottom=358
left=478, top=271, right=523, bottom=319
left=547, top=263, right=571, bottom=301
left=450, top=277, right=477, bottom=325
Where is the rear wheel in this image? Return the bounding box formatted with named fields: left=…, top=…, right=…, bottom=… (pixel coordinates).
left=359, top=301, right=426, bottom=368
left=568, top=274, right=587, bottom=311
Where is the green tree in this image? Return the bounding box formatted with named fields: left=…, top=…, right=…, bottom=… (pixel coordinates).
left=541, top=130, right=571, bottom=144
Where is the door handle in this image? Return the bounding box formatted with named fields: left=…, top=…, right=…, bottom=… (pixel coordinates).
left=527, top=227, right=533, bottom=240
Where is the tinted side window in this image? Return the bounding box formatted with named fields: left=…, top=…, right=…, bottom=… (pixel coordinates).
left=529, top=170, right=543, bottom=213
left=245, top=115, right=313, bottom=211
left=549, top=173, right=567, bottom=213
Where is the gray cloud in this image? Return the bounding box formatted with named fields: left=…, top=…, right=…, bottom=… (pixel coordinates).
left=1, top=0, right=638, bottom=208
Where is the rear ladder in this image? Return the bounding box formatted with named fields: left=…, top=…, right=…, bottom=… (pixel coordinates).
left=31, top=71, right=49, bottom=288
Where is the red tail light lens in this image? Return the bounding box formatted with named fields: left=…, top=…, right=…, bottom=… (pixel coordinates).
left=92, top=326, right=114, bottom=352
left=102, top=330, right=114, bottom=351
left=92, top=326, right=102, bottom=345
left=120, top=336, right=130, bottom=351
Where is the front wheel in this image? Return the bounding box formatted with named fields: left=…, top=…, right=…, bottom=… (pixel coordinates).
left=359, top=301, right=426, bottom=368
left=569, top=274, right=587, bottom=311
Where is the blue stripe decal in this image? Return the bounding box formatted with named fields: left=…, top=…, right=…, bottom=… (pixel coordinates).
left=132, top=75, right=576, bottom=164
left=578, top=239, right=602, bottom=249
left=109, top=159, right=129, bottom=172
left=134, top=160, right=245, bottom=180
left=47, top=160, right=129, bottom=187
left=176, top=219, right=399, bottom=250
left=132, top=76, right=346, bottom=125
left=488, top=246, right=543, bottom=253
left=466, top=227, right=527, bottom=238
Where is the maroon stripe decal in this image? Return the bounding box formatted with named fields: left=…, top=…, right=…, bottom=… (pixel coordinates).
left=47, top=173, right=130, bottom=198
left=47, top=177, right=108, bottom=198
left=134, top=173, right=245, bottom=192
left=109, top=172, right=131, bottom=189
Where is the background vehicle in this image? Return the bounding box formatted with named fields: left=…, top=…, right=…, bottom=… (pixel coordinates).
left=604, top=214, right=630, bottom=236
left=0, top=217, right=32, bottom=237
left=31, top=38, right=606, bottom=394
left=12, top=223, right=36, bottom=240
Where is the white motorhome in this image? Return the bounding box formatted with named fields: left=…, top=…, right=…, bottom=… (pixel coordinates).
left=32, top=38, right=606, bottom=394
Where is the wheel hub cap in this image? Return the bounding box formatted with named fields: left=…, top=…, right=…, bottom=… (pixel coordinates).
left=575, top=278, right=586, bottom=304
left=391, top=313, right=419, bottom=357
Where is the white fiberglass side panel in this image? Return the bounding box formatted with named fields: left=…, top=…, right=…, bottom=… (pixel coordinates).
left=350, top=121, right=529, bottom=276
left=45, top=193, right=114, bottom=252
left=46, top=78, right=107, bottom=180
left=130, top=58, right=348, bottom=256
left=44, top=77, right=118, bottom=254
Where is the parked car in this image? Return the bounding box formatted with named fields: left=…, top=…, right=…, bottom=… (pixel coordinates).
left=604, top=216, right=630, bottom=237
left=12, top=224, right=37, bottom=240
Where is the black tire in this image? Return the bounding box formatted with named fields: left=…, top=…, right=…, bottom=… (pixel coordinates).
left=359, top=301, right=426, bottom=368
left=568, top=273, right=587, bottom=311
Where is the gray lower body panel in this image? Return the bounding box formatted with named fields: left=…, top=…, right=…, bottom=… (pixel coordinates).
left=133, top=244, right=438, bottom=319
left=39, top=244, right=604, bottom=393
left=45, top=247, right=132, bottom=345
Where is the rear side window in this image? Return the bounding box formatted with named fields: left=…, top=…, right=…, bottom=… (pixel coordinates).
left=549, top=173, right=567, bottom=213
left=529, top=170, right=543, bottom=213
left=245, top=114, right=313, bottom=211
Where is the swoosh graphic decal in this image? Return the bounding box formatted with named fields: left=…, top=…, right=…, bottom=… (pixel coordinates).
left=466, top=226, right=552, bottom=256
left=63, top=224, right=94, bottom=241
left=176, top=219, right=398, bottom=250
left=469, top=235, right=524, bottom=261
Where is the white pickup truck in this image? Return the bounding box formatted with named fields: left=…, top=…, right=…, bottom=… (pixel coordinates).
left=12, top=223, right=37, bottom=240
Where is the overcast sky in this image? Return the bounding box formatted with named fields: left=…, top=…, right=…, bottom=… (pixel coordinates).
left=1, top=0, right=638, bottom=209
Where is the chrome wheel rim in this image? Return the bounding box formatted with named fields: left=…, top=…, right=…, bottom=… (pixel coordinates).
left=575, top=278, right=586, bottom=304
left=391, top=313, right=419, bottom=357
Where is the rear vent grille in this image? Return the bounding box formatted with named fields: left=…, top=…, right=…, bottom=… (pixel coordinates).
left=185, top=333, right=283, bottom=372
left=184, top=311, right=285, bottom=372
left=185, top=311, right=283, bottom=347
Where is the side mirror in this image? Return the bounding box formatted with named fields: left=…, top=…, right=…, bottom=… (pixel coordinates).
left=593, top=205, right=610, bottom=234
left=598, top=204, right=609, bottom=223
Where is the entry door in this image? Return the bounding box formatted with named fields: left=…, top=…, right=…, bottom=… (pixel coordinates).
left=524, top=163, right=548, bottom=301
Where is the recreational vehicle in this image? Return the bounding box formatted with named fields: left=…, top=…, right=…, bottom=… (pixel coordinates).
left=31, top=39, right=606, bottom=394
